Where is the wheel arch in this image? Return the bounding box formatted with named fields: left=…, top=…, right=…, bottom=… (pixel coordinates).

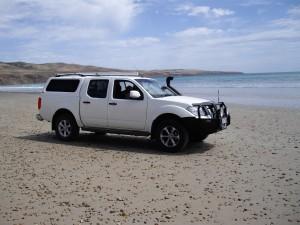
left=52, top=108, right=77, bottom=130
left=151, top=113, right=182, bottom=139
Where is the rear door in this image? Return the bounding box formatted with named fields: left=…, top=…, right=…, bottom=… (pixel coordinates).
left=80, top=79, right=109, bottom=128
left=108, top=79, right=147, bottom=131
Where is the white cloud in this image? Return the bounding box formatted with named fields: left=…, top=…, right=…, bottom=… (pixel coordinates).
left=176, top=5, right=210, bottom=16
left=38, top=0, right=140, bottom=31
left=211, top=8, right=235, bottom=17
left=171, top=13, right=300, bottom=48
left=153, top=4, right=300, bottom=72
left=174, top=27, right=222, bottom=39
left=175, top=4, right=234, bottom=18
left=240, top=0, right=271, bottom=7
left=114, top=37, right=160, bottom=47
left=214, top=29, right=300, bottom=45
left=0, top=0, right=141, bottom=37
left=93, top=37, right=160, bottom=48
left=288, top=5, right=300, bottom=17
left=0, top=1, right=299, bottom=73
left=272, top=18, right=300, bottom=29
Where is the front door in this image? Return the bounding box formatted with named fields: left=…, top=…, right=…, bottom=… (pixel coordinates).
left=80, top=79, right=109, bottom=127
left=108, top=79, right=147, bottom=131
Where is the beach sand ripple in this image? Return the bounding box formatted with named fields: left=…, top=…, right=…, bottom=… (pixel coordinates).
left=0, top=93, right=299, bottom=225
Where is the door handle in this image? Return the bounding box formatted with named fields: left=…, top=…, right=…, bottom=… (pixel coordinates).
left=82, top=101, right=91, bottom=104
left=109, top=102, right=117, bottom=106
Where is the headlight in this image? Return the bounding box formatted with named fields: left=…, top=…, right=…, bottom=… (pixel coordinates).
left=186, top=106, right=199, bottom=117
left=199, top=107, right=207, bottom=117
left=186, top=106, right=212, bottom=119
left=219, top=106, right=228, bottom=118
left=220, top=108, right=224, bottom=117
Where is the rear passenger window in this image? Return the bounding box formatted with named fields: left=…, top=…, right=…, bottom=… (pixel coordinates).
left=46, top=79, right=80, bottom=92
left=87, top=80, right=109, bottom=98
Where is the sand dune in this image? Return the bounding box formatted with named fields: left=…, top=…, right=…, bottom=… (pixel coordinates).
left=0, top=93, right=299, bottom=225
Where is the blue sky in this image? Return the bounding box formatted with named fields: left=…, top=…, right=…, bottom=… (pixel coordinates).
left=0, top=0, right=299, bottom=72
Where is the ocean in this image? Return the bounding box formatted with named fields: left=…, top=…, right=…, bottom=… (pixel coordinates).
left=0, top=72, right=299, bottom=108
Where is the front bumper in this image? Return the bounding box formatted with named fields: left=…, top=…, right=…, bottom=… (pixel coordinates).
left=183, top=102, right=231, bottom=136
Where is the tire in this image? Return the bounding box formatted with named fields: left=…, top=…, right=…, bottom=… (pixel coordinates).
left=191, top=134, right=208, bottom=142
left=54, top=114, right=79, bottom=141
left=155, top=119, right=189, bottom=152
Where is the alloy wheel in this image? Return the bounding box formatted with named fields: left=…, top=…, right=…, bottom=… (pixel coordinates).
left=58, top=120, right=72, bottom=137
left=160, top=125, right=180, bottom=148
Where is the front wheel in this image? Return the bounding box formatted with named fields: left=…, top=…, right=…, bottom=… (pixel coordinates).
left=155, top=120, right=189, bottom=152
left=55, top=114, right=79, bottom=141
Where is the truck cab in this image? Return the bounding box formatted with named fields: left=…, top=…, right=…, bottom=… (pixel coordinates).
left=37, top=73, right=230, bottom=152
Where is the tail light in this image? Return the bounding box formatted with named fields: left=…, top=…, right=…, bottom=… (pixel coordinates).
left=38, top=97, right=42, bottom=110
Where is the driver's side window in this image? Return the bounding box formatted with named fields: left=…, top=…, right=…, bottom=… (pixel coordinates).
left=113, top=80, right=143, bottom=100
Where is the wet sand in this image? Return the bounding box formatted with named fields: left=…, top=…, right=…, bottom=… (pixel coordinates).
left=0, top=93, right=299, bottom=225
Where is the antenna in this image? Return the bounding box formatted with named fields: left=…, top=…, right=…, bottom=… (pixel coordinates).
left=218, top=89, right=220, bottom=103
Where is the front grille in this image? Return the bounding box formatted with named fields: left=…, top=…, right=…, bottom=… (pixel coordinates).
left=193, top=103, right=216, bottom=119
left=194, top=102, right=227, bottom=119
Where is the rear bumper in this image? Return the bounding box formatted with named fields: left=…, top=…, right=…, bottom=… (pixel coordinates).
left=36, top=114, right=43, bottom=121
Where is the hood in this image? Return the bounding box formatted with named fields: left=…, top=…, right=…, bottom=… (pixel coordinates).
left=157, top=96, right=212, bottom=106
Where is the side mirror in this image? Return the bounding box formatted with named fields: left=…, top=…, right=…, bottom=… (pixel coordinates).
left=129, top=90, right=141, bottom=99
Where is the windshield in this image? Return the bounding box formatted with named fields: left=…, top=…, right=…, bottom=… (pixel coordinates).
left=136, top=79, right=176, bottom=98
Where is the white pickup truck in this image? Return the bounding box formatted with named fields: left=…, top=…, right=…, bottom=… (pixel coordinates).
left=36, top=73, right=230, bottom=152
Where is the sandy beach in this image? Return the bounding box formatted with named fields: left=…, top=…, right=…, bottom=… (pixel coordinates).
left=0, top=93, right=299, bottom=225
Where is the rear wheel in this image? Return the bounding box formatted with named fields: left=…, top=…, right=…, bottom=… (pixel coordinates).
left=155, top=120, right=189, bottom=152
left=55, top=114, right=79, bottom=141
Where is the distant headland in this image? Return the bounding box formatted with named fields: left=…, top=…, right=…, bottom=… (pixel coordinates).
left=0, top=61, right=243, bottom=85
